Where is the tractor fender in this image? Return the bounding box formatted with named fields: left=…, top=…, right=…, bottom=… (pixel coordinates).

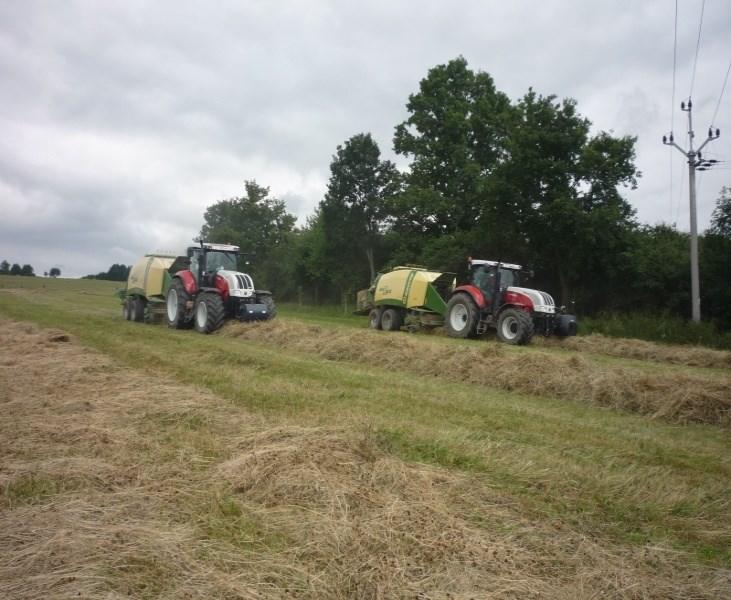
left=175, top=270, right=198, bottom=296
left=452, top=285, right=487, bottom=309
left=500, top=290, right=534, bottom=312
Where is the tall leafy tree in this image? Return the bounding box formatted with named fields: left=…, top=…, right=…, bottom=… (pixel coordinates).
left=9, top=263, right=21, bottom=275
left=20, top=264, right=35, bottom=276
left=392, top=57, right=512, bottom=269
left=49, top=267, right=61, bottom=277
left=200, top=180, right=296, bottom=288
left=491, top=90, right=639, bottom=305
left=320, top=133, right=401, bottom=285
left=0, top=260, right=9, bottom=274
left=708, top=186, right=731, bottom=237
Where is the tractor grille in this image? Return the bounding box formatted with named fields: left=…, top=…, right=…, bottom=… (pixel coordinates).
left=539, top=291, right=555, bottom=307
left=234, top=274, right=253, bottom=290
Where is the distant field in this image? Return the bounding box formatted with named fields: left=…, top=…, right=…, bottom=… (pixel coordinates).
left=1, top=275, right=729, bottom=599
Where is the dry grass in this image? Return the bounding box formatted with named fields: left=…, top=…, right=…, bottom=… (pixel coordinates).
left=539, top=333, right=731, bottom=369
left=222, top=320, right=731, bottom=428
left=2, top=319, right=730, bottom=599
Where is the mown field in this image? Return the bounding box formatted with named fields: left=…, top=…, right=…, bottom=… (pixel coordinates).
left=1, top=275, right=730, bottom=599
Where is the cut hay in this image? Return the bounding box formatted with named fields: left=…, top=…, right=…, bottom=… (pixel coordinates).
left=539, top=332, right=731, bottom=369
left=2, top=319, right=729, bottom=599
left=223, top=321, right=731, bottom=427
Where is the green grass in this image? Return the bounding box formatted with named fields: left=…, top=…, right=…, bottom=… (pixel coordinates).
left=1, top=275, right=729, bottom=567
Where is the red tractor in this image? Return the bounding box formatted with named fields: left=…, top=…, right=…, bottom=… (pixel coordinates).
left=166, top=242, right=275, bottom=334
left=444, top=258, right=577, bottom=344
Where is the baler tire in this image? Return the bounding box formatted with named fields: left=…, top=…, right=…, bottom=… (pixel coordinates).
left=122, top=299, right=131, bottom=321
left=194, top=293, right=225, bottom=334
left=132, top=296, right=146, bottom=322
left=369, top=308, right=383, bottom=330
left=381, top=308, right=403, bottom=332
left=445, top=294, right=479, bottom=339
left=497, top=308, right=534, bottom=345
left=166, top=279, right=193, bottom=329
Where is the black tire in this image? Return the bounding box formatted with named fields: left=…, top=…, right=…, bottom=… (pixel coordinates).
left=445, top=294, right=479, bottom=339
left=193, top=293, right=225, bottom=334
left=166, top=279, right=192, bottom=329
left=257, top=293, right=277, bottom=319
left=496, top=308, right=535, bottom=345
left=381, top=308, right=403, bottom=332
left=132, top=296, right=146, bottom=322
left=369, top=308, right=382, bottom=330
left=122, top=299, right=131, bottom=321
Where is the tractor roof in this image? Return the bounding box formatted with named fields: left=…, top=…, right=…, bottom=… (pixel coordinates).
left=198, top=242, right=240, bottom=252
left=469, top=259, right=522, bottom=270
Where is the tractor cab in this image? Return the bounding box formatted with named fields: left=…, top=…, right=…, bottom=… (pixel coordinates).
left=468, top=259, right=524, bottom=308
left=187, top=243, right=240, bottom=287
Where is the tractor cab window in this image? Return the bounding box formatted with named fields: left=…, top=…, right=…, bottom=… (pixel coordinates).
left=471, top=265, right=496, bottom=296
left=205, top=251, right=237, bottom=272
left=498, top=268, right=520, bottom=290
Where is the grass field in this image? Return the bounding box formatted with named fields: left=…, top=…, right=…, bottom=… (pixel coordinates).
left=1, top=275, right=730, bottom=599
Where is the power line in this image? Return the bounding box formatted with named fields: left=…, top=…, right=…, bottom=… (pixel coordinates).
left=710, top=60, right=731, bottom=127
left=689, top=0, right=706, bottom=98
left=671, top=0, right=678, bottom=131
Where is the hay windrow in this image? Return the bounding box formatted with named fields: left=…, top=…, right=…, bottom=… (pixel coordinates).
left=2, top=318, right=730, bottom=599
left=538, top=332, right=731, bottom=369
left=222, top=321, right=731, bottom=427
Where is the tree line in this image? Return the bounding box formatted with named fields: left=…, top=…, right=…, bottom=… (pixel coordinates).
left=0, top=261, right=36, bottom=276
left=83, top=264, right=131, bottom=281
left=199, top=57, right=730, bottom=330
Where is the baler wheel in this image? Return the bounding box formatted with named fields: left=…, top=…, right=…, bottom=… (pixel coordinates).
left=132, top=296, right=146, bottom=322
left=122, top=299, right=131, bottom=321
left=381, top=308, right=403, bottom=332
left=497, top=308, right=534, bottom=345
left=368, top=308, right=383, bottom=330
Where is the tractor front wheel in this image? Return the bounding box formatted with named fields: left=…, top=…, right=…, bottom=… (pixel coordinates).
left=257, top=293, right=277, bottom=319
left=194, top=293, right=225, bottom=334
left=445, top=294, right=479, bottom=338
left=497, top=308, right=534, bottom=345
left=166, top=280, right=192, bottom=329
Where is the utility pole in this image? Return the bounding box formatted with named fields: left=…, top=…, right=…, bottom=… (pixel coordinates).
left=663, top=99, right=720, bottom=323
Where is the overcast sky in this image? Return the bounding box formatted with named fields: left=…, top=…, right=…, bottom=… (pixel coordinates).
left=1, top=1, right=729, bottom=277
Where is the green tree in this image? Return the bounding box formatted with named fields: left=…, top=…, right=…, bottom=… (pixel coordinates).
left=708, top=186, right=731, bottom=237
left=0, top=260, right=9, bottom=274
left=392, top=57, right=512, bottom=270
left=320, top=133, right=401, bottom=287
left=702, top=187, right=731, bottom=329
left=491, top=90, right=639, bottom=306
left=49, top=267, right=61, bottom=277
left=10, top=263, right=21, bottom=275
left=20, top=264, right=35, bottom=276
left=200, top=180, right=296, bottom=289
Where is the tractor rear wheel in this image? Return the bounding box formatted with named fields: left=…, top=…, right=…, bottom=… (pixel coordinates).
left=381, top=308, right=403, bottom=332
left=194, top=293, right=225, bottom=334
left=166, top=279, right=192, bottom=329
left=132, top=296, right=146, bottom=322
left=368, top=308, right=383, bottom=330
left=497, top=308, right=534, bottom=345
left=445, top=294, right=479, bottom=338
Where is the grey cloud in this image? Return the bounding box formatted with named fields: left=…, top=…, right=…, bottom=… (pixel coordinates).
left=1, top=1, right=729, bottom=276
